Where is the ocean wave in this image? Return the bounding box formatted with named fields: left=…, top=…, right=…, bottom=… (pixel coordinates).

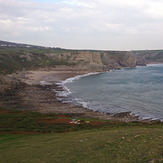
left=60, top=72, right=102, bottom=85
left=56, top=72, right=102, bottom=98
left=55, top=87, right=71, bottom=97
left=40, top=80, right=53, bottom=85
left=147, top=63, right=163, bottom=67
left=135, top=114, right=162, bottom=121
left=74, top=98, right=89, bottom=108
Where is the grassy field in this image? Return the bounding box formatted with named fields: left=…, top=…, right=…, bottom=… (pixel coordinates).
left=0, top=108, right=163, bottom=162
left=0, top=127, right=163, bottom=163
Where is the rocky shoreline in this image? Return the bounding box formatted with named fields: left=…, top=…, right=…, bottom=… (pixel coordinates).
left=0, top=69, right=161, bottom=123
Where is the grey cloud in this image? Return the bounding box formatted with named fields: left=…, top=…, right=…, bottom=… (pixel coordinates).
left=0, top=0, right=163, bottom=50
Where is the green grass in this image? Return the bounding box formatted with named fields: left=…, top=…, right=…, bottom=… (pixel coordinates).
left=1, top=107, right=162, bottom=134
left=0, top=127, right=163, bottom=163
left=0, top=107, right=163, bottom=162
left=0, top=108, right=95, bottom=133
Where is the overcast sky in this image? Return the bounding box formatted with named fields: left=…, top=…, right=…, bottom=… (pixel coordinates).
left=0, top=0, right=163, bottom=50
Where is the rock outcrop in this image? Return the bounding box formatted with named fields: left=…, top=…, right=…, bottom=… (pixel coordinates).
left=45, top=51, right=137, bottom=72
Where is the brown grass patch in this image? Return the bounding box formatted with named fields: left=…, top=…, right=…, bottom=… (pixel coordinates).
left=0, top=110, right=12, bottom=114
left=39, top=118, right=72, bottom=124
left=89, top=121, right=105, bottom=126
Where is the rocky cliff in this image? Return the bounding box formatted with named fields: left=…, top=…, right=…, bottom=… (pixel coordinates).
left=0, top=46, right=138, bottom=74
left=45, top=51, right=137, bottom=72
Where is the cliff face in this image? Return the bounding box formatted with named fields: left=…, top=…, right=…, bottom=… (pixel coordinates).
left=119, top=52, right=137, bottom=67
left=0, top=46, right=139, bottom=74
left=46, top=51, right=137, bottom=72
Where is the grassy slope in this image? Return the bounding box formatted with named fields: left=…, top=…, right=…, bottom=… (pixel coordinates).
left=0, top=127, right=163, bottom=163
left=0, top=47, right=73, bottom=74
left=0, top=108, right=163, bottom=163
left=133, top=50, right=163, bottom=62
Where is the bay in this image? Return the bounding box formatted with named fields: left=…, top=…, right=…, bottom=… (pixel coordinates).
left=61, top=64, right=163, bottom=121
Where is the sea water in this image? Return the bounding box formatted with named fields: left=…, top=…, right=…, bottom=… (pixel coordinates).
left=58, top=64, right=163, bottom=121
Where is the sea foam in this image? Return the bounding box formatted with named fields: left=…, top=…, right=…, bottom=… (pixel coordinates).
left=56, top=72, right=101, bottom=97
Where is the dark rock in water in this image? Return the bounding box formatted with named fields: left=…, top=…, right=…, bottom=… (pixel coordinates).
left=113, top=112, right=132, bottom=118
left=142, top=119, right=161, bottom=124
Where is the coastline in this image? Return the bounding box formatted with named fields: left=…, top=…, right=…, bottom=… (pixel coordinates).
left=21, top=69, right=161, bottom=123
left=147, top=62, right=163, bottom=65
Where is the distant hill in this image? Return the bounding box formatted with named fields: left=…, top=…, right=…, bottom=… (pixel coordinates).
left=0, top=40, right=138, bottom=74
left=133, top=50, right=163, bottom=63
left=0, top=40, right=48, bottom=49
left=0, top=40, right=162, bottom=75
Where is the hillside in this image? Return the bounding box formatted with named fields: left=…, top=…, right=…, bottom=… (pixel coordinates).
left=0, top=108, right=163, bottom=163
left=0, top=41, right=138, bottom=74
left=133, top=50, right=163, bottom=64
left=0, top=105, right=163, bottom=163
left=1, top=41, right=163, bottom=75
left=0, top=40, right=47, bottom=49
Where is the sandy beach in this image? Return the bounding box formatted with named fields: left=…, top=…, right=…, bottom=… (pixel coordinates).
left=16, top=69, right=143, bottom=122
left=24, top=70, right=84, bottom=85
